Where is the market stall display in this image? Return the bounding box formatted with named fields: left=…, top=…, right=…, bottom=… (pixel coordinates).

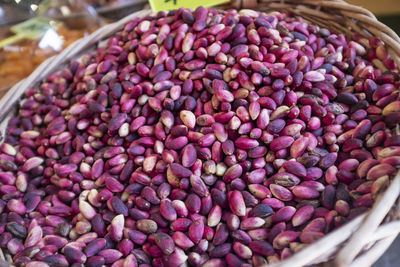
left=0, top=0, right=399, bottom=266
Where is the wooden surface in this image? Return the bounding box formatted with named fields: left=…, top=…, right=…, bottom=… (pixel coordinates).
left=347, top=0, right=400, bottom=15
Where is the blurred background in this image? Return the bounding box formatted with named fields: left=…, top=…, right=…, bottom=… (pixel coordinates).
left=0, top=0, right=147, bottom=96
left=348, top=0, right=400, bottom=33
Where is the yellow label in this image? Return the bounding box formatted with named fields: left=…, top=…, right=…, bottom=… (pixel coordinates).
left=149, top=0, right=230, bottom=12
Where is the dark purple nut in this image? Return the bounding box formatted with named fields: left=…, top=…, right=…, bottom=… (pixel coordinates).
left=185, top=193, right=201, bottom=214
left=231, top=229, right=252, bottom=245
left=0, top=158, right=17, bottom=172
left=84, top=238, right=107, bottom=257
left=86, top=256, right=105, bottom=267
left=385, top=136, right=400, bottom=146
left=108, top=113, right=128, bottom=131
left=352, top=119, right=372, bottom=139
left=92, top=214, right=106, bottom=237
left=297, top=153, right=320, bottom=168
left=43, top=254, right=69, bottom=267
left=209, top=243, right=232, bottom=258
left=170, top=163, right=193, bottom=178
left=132, top=248, right=151, bottom=265
left=271, top=206, right=296, bottom=223
left=211, top=188, right=228, bottom=208
left=241, top=190, right=259, bottom=207
left=336, top=92, right=358, bottom=105
left=141, top=186, right=161, bottom=205
left=97, top=249, right=122, bottom=264
left=319, top=152, right=338, bottom=169
left=190, top=175, right=209, bottom=197
left=342, top=138, right=363, bottom=152
left=109, top=197, right=128, bottom=216
left=249, top=241, right=275, bottom=256
left=6, top=222, right=27, bottom=239
left=249, top=204, right=274, bottom=218
left=64, top=247, right=87, bottom=264
left=213, top=223, right=229, bottom=246
left=150, top=212, right=169, bottom=229
left=154, top=232, right=175, bottom=255
left=124, top=229, right=147, bottom=245
left=335, top=184, right=351, bottom=203
left=321, top=185, right=336, bottom=209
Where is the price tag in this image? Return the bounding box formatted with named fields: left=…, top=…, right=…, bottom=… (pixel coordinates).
left=149, top=0, right=230, bottom=12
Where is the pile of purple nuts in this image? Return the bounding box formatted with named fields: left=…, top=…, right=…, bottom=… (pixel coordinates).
left=0, top=6, right=399, bottom=267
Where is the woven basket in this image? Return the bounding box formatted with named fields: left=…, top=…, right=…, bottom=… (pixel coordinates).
left=0, top=0, right=400, bottom=266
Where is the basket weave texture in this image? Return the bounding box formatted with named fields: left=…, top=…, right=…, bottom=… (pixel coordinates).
left=0, top=0, right=400, bottom=266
